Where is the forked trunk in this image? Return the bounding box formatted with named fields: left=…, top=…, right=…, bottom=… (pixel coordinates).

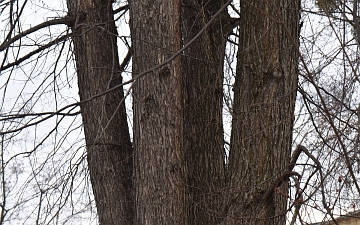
left=67, top=0, right=301, bottom=224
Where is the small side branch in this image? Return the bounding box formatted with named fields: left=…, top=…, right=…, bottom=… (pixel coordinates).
left=262, top=145, right=339, bottom=225
left=1, top=35, right=70, bottom=72
left=262, top=145, right=304, bottom=201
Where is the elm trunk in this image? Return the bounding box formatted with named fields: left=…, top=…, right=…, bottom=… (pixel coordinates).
left=181, top=1, right=230, bottom=224
left=130, top=0, right=186, bottom=224
left=227, top=0, right=300, bottom=224
left=67, top=1, right=133, bottom=224
left=67, top=0, right=301, bottom=224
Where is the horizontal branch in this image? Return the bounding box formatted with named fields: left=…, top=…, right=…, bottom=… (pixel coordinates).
left=0, top=16, right=73, bottom=52
left=0, top=111, right=80, bottom=122
left=0, top=105, right=79, bottom=135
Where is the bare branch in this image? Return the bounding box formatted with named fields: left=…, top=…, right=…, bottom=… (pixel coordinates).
left=0, top=34, right=70, bottom=71
left=119, top=49, right=132, bottom=72
left=113, top=4, right=129, bottom=14
left=0, top=16, right=73, bottom=52
left=0, top=111, right=80, bottom=122
left=1, top=0, right=233, bottom=135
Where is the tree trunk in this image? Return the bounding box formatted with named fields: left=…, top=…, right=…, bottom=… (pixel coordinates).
left=181, top=1, right=230, bottom=224
left=66, top=1, right=133, bottom=224
left=67, top=0, right=300, bottom=224
left=227, top=0, right=300, bottom=224
left=130, top=0, right=186, bottom=224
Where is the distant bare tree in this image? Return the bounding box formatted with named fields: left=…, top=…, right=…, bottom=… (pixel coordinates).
left=290, top=1, right=360, bottom=224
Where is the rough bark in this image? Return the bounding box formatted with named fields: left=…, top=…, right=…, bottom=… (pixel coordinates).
left=130, top=0, right=186, bottom=224
left=66, top=1, right=133, bottom=224
left=227, top=0, right=300, bottom=224
left=181, top=1, right=230, bottom=224
left=66, top=0, right=300, bottom=224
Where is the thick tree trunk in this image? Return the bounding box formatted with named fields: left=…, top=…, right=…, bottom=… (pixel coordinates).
left=181, top=1, right=230, bottom=224
left=67, top=1, right=133, bottom=225
left=130, top=0, right=186, bottom=224
left=67, top=0, right=300, bottom=224
left=227, top=0, right=300, bottom=224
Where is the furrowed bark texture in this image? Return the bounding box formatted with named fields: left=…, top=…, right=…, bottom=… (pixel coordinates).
left=181, top=1, right=230, bottom=224
left=130, top=0, right=186, bottom=224
left=67, top=1, right=133, bottom=224
left=227, top=0, right=300, bottom=224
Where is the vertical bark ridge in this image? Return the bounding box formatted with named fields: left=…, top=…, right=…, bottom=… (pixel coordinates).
left=181, top=1, right=230, bottom=224
left=130, top=0, right=186, bottom=224
left=227, top=0, right=300, bottom=224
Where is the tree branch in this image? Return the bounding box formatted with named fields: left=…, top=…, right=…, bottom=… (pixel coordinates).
left=0, top=111, right=80, bottom=122
left=0, top=16, right=73, bottom=52
left=1, top=34, right=70, bottom=71
left=119, top=49, right=132, bottom=72
left=113, top=4, right=129, bottom=14
left=1, top=0, right=233, bottom=135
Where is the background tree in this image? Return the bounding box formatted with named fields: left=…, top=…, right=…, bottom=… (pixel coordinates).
left=290, top=1, right=360, bottom=223
left=2, top=0, right=360, bottom=225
